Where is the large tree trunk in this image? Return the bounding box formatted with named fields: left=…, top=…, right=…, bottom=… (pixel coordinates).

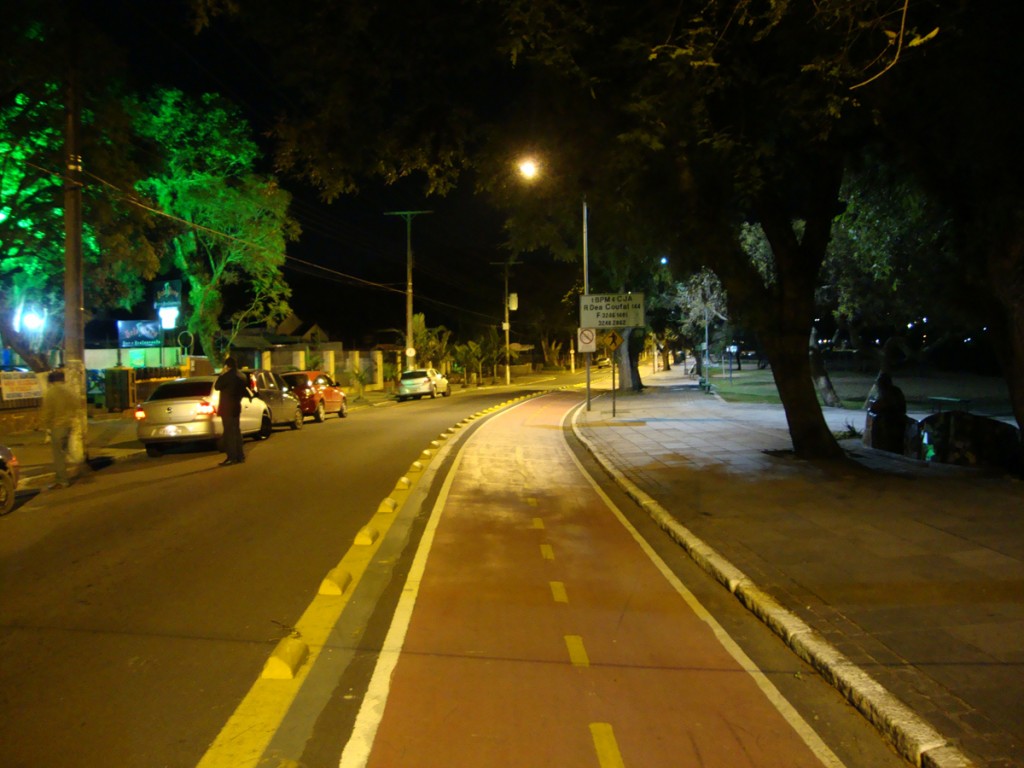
left=749, top=176, right=845, bottom=459
left=764, top=330, right=842, bottom=457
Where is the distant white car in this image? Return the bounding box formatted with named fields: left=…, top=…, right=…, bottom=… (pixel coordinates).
left=397, top=368, right=450, bottom=401
left=134, top=376, right=272, bottom=456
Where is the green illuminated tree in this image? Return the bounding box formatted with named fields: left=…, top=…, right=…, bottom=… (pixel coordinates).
left=0, top=15, right=160, bottom=369
left=131, top=89, right=300, bottom=364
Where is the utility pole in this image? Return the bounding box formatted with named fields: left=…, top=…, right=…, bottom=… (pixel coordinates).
left=384, top=210, right=432, bottom=370
left=64, top=20, right=86, bottom=464
left=490, top=259, right=520, bottom=385
left=583, top=197, right=591, bottom=411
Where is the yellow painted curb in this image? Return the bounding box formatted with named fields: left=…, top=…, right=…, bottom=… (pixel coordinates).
left=354, top=526, right=379, bottom=546
left=262, top=637, right=308, bottom=680
left=319, top=568, right=353, bottom=596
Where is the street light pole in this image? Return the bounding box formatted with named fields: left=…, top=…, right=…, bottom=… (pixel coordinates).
left=583, top=197, right=591, bottom=411
left=503, top=264, right=511, bottom=385
left=491, top=259, right=519, bottom=386
left=384, top=210, right=431, bottom=370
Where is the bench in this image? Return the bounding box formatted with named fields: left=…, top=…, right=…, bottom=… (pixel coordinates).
left=927, top=396, right=970, bottom=413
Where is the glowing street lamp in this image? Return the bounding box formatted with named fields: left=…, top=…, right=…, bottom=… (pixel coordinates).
left=518, top=157, right=539, bottom=180
left=516, top=155, right=593, bottom=408
left=21, top=309, right=45, bottom=332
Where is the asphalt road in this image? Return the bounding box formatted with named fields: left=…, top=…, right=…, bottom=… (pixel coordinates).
left=0, top=388, right=514, bottom=768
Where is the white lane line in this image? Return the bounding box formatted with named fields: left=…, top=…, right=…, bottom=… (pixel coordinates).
left=338, top=449, right=466, bottom=768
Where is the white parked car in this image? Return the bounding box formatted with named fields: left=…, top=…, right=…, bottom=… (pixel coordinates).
left=134, top=376, right=272, bottom=456
left=397, top=368, right=450, bottom=401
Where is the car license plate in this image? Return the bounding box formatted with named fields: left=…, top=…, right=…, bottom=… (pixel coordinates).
left=159, top=425, right=182, bottom=436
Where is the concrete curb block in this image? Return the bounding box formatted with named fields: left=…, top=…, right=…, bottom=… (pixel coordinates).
left=354, top=526, right=379, bottom=546
left=319, top=568, right=353, bottom=596
left=570, top=406, right=975, bottom=768
left=262, top=636, right=308, bottom=680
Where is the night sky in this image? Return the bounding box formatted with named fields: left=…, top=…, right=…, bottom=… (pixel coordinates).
left=96, top=1, right=555, bottom=349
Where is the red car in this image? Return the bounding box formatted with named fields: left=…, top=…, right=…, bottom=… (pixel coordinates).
left=281, top=370, right=348, bottom=422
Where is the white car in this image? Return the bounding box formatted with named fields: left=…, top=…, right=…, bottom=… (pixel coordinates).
left=397, top=368, right=450, bottom=401
left=134, top=376, right=272, bottom=456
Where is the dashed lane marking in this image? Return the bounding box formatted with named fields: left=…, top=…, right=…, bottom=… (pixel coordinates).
left=532, top=517, right=545, bottom=529
left=589, top=723, right=627, bottom=768
left=564, top=634, right=590, bottom=667
left=540, top=543, right=555, bottom=561
left=549, top=581, right=569, bottom=603
left=563, top=404, right=846, bottom=768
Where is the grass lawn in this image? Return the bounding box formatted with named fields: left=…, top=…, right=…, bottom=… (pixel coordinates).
left=705, top=365, right=1013, bottom=417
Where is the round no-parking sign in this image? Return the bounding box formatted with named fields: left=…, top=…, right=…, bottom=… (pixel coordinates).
left=577, top=327, right=597, bottom=353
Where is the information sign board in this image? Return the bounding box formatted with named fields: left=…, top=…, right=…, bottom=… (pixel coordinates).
left=579, top=293, right=645, bottom=329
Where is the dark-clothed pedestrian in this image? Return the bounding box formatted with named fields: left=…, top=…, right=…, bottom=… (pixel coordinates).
left=214, top=356, right=251, bottom=465
left=41, top=369, right=78, bottom=489
left=867, top=372, right=908, bottom=453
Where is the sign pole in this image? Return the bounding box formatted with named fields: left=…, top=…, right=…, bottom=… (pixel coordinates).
left=611, top=349, right=616, bottom=417
left=583, top=198, right=591, bottom=411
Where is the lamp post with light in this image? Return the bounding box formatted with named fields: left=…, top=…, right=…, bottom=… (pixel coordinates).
left=517, top=157, right=593, bottom=407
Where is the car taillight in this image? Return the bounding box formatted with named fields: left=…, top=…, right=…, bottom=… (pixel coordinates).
left=197, top=400, right=215, bottom=416
left=133, top=406, right=146, bottom=421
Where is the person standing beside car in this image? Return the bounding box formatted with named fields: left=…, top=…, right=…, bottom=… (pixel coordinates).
left=214, top=356, right=251, bottom=466
left=41, top=369, right=79, bottom=489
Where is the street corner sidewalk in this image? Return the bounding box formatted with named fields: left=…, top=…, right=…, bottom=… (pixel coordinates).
left=8, top=411, right=145, bottom=492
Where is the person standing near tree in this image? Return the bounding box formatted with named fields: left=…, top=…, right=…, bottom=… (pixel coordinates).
left=214, top=356, right=251, bottom=466
left=867, top=372, right=908, bottom=453
left=41, top=369, right=78, bottom=489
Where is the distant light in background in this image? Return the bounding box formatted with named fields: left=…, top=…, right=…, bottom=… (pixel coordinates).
left=660, top=256, right=668, bottom=265
left=158, top=306, right=180, bottom=329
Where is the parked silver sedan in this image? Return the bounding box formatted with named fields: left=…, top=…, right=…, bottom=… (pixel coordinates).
left=242, top=369, right=304, bottom=430
left=397, top=368, right=450, bottom=401
left=134, top=376, right=272, bottom=457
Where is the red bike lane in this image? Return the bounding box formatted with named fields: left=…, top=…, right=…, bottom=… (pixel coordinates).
left=343, top=393, right=841, bottom=768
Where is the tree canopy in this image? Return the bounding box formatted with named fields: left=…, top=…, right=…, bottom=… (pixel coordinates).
left=192, top=0, right=1024, bottom=451
left=0, top=10, right=161, bottom=368
left=131, top=88, right=299, bottom=364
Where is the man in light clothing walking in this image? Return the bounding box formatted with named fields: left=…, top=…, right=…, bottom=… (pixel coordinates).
left=41, top=369, right=79, bottom=489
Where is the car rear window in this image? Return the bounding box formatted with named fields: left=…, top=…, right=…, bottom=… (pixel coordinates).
left=149, top=381, right=213, bottom=400
left=282, top=374, right=308, bottom=388
left=401, top=370, right=427, bottom=380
